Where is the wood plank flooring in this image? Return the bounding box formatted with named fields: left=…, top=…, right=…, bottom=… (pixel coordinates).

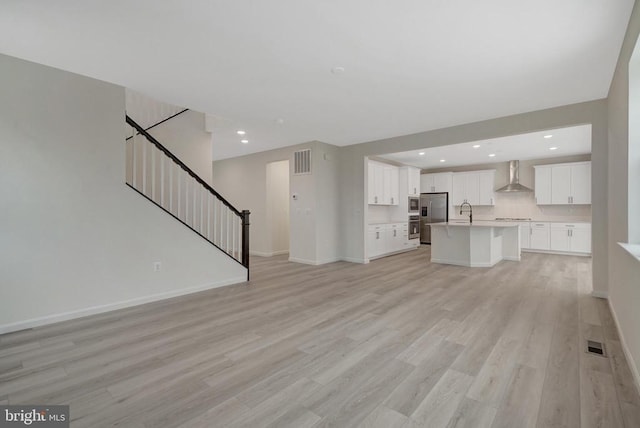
left=1, top=246, right=639, bottom=427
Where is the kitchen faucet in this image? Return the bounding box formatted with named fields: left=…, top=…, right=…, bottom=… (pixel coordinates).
left=460, top=201, right=473, bottom=223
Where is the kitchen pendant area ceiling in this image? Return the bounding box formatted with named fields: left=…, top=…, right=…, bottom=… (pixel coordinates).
left=0, top=1, right=632, bottom=160
left=378, top=125, right=592, bottom=169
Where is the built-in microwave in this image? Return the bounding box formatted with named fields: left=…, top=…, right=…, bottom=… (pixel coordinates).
left=408, top=196, right=419, bottom=213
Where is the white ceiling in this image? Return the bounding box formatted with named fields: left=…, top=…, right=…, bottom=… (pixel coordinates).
left=379, top=125, right=592, bottom=169
left=0, top=1, right=632, bottom=160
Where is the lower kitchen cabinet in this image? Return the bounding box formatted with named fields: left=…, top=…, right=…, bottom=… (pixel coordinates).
left=367, top=223, right=416, bottom=260
left=520, top=221, right=591, bottom=255
left=550, top=223, right=591, bottom=253
left=518, top=222, right=531, bottom=249
left=367, top=226, right=385, bottom=258
left=529, top=222, right=550, bottom=250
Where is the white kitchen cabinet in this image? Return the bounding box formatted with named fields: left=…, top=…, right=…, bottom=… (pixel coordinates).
left=367, top=225, right=385, bottom=258
left=550, top=223, right=591, bottom=254
left=570, top=226, right=591, bottom=253
left=368, top=222, right=414, bottom=259
left=368, top=161, right=383, bottom=205
left=530, top=222, right=550, bottom=250
left=478, top=170, right=496, bottom=206
left=387, top=223, right=404, bottom=252
left=451, top=173, right=466, bottom=206
left=549, top=224, right=570, bottom=252
left=421, top=172, right=452, bottom=193
left=367, top=160, right=399, bottom=205
left=407, top=167, right=421, bottom=196
left=534, top=166, right=552, bottom=205
left=518, top=221, right=531, bottom=249
left=367, top=162, right=377, bottom=204
left=534, top=161, right=591, bottom=205
left=551, top=165, right=572, bottom=205
left=385, top=166, right=399, bottom=205
left=570, top=163, right=591, bottom=204
left=451, top=170, right=495, bottom=206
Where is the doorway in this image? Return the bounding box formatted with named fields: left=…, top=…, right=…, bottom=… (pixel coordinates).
left=266, top=160, right=290, bottom=256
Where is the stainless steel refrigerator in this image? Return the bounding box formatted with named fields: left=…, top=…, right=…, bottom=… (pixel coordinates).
left=420, top=192, right=448, bottom=244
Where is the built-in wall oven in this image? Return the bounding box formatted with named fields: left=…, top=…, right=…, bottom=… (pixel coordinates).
left=409, top=215, right=420, bottom=240
left=408, top=196, right=419, bottom=214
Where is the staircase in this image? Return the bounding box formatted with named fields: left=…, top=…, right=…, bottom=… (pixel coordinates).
left=125, top=115, right=250, bottom=279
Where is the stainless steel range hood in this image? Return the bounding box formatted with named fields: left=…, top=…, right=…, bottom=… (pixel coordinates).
left=496, top=160, right=533, bottom=192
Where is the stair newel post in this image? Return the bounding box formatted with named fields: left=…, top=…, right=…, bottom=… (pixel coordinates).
left=241, top=210, right=251, bottom=281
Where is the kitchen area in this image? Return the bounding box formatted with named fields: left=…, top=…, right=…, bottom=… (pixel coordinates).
left=365, top=125, right=592, bottom=265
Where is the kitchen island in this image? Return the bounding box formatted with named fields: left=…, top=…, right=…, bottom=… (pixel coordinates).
left=429, top=221, right=520, bottom=267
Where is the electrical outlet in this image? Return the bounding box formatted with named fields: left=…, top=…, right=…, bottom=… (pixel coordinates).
left=153, top=262, right=161, bottom=272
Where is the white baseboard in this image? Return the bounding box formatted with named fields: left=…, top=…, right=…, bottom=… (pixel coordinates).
left=0, top=276, right=246, bottom=335
left=522, top=249, right=591, bottom=257
left=591, top=290, right=609, bottom=299
left=607, top=298, right=640, bottom=397
left=288, top=257, right=340, bottom=265
left=342, top=257, right=368, bottom=264
left=431, top=258, right=494, bottom=267
left=251, top=250, right=289, bottom=257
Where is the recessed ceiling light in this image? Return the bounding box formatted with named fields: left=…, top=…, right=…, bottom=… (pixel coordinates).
left=543, top=134, right=553, bottom=139
left=488, top=153, right=496, bottom=157
left=439, top=159, right=446, bottom=163
left=419, top=152, right=425, bottom=156
left=275, top=118, right=285, bottom=125
left=549, top=146, right=558, bottom=150
left=237, top=130, right=246, bottom=135
left=241, top=139, right=249, bottom=144
left=472, top=144, right=481, bottom=148
left=331, top=66, right=345, bottom=74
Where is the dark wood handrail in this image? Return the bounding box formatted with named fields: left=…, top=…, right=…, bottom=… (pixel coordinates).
left=126, top=115, right=242, bottom=217
left=125, top=109, right=189, bottom=141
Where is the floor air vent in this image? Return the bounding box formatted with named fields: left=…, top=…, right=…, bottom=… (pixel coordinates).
left=586, top=340, right=606, bottom=357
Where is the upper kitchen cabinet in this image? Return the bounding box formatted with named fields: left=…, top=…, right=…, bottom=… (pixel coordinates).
left=368, top=160, right=399, bottom=205
left=384, top=165, right=399, bottom=205
left=407, top=166, right=421, bottom=196
left=534, top=165, right=552, bottom=205
left=421, top=172, right=452, bottom=193
left=451, top=170, right=495, bottom=206
left=533, top=161, right=591, bottom=205
left=478, top=170, right=496, bottom=205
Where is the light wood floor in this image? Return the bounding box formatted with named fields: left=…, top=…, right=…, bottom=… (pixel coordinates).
left=1, top=247, right=639, bottom=427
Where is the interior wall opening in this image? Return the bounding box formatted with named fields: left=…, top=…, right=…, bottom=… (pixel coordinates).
left=266, top=159, right=290, bottom=256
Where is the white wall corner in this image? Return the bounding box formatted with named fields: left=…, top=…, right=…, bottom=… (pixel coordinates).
left=343, top=257, right=369, bottom=264
left=590, top=290, right=609, bottom=299
left=607, top=298, right=640, bottom=397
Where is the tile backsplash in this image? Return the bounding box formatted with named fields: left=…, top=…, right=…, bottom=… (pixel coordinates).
left=449, top=190, right=591, bottom=222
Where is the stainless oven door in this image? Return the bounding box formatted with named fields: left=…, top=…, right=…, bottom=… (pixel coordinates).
left=409, top=217, right=420, bottom=239
left=408, top=197, right=419, bottom=213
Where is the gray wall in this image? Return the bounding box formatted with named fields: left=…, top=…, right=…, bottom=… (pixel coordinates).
left=212, top=140, right=341, bottom=263
left=0, top=54, right=246, bottom=333
left=147, top=110, right=214, bottom=186
left=606, top=0, right=640, bottom=390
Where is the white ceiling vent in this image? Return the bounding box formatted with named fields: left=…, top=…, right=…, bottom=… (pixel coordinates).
left=293, top=149, right=312, bottom=175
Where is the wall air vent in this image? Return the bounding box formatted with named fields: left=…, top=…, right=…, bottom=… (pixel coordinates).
left=293, top=149, right=312, bottom=175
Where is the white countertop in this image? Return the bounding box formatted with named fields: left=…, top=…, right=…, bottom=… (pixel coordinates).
left=368, top=221, right=409, bottom=225
left=470, top=219, right=591, bottom=224
left=430, top=221, right=519, bottom=227
left=619, top=243, right=640, bottom=262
